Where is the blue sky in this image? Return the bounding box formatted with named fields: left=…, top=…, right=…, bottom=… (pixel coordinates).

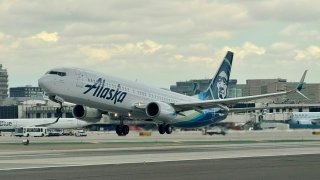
left=0, top=0, right=319, bottom=88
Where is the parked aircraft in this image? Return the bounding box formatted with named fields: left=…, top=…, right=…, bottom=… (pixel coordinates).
left=289, top=112, right=320, bottom=128
left=0, top=118, right=92, bottom=131
left=38, top=51, right=308, bottom=136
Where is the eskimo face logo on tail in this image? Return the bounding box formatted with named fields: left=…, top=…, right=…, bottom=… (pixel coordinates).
left=83, top=78, right=127, bottom=104
left=216, top=71, right=228, bottom=99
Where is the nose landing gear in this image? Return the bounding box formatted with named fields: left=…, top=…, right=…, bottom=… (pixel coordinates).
left=56, top=102, right=63, bottom=121
left=45, top=102, right=64, bottom=125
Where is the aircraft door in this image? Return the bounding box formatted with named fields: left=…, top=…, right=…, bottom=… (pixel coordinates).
left=75, top=70, right=87, bottom=88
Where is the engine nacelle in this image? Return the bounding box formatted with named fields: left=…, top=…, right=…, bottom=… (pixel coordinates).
left=72, top=105, right=102, bottom=122
left=146, top=101, right=176, bottom=122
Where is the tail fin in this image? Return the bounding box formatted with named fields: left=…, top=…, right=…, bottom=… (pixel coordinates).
left=296, top=70, right=307, bottom=91
left=296, top=70, right=310, bottom=100
left=198, top=51, right=234, bottom=100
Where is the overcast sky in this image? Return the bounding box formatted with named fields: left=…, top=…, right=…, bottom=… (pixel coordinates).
left=0, top=0, right=319, bottom=88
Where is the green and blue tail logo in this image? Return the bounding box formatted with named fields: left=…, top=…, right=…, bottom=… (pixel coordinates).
left=198, top=51, right=233, bottom=100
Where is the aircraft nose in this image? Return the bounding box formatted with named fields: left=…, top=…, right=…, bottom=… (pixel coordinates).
left=38, top=76, right=49, bottom=91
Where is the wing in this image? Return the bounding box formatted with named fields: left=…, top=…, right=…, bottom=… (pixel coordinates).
left=172, top=90, right=293, bottom=112
left=172, top=70, right=308, bottom=112
left=311, top=118, right=320, bottom=124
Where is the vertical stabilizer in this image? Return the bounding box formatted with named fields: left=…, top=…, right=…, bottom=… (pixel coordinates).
left=198, top=51, right=233, bottom=100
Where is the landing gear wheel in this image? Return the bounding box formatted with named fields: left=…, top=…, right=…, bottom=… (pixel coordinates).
left=115, top=125, right=129, bottom=136
left=165, top=124, right=173, bottom=134
left=116, top=125, right=123, bottom=136
left=123, top=125, right=129, bottom=135
left=158, top=124, right=166, bottom=134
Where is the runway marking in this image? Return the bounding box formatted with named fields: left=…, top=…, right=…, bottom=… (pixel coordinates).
left=1, top=141, right=319, bottom=155
left=0, top=147, right=319, bottom=171
left=1, top=131, right=319, bottom=174
left=0, top=153, right=62, bottom=158
left=0, top=152, right=319, bottom=171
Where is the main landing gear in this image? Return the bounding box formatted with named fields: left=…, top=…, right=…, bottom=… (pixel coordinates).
left=115, top=125, right=129, bottom=136
left=115, top=116, right=129, bottom=136
left=158, top=124, right=173, bottom=134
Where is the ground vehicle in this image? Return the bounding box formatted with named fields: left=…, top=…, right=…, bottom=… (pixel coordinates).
left=14, top=128, right=23, bottom=137
left=202, top=128, right=226, bottom=136
left=62, top=130, right=74, bottom=136
left=22, top=127, right=48, bottom=137
left=47, top=129, right=63, bottom=136
left=74, top=130, right=87, bottom=137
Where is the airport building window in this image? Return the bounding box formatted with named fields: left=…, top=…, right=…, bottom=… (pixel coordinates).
left=0, top=106, right=18, bottom=119
left=310, top=107, right=320, bottom=112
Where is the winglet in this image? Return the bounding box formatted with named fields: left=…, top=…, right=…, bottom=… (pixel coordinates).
left=296, top=70, right=310, bottom=100
left=296, top=70, right=307, bottom=91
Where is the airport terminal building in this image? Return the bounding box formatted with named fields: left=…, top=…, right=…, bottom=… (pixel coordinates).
left=10, top=86, right=43, bottom=99
left=170, top=78, right=320, bottom=104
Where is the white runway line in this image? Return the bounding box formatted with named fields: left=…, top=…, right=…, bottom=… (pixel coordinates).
left=0, top=142, right=320, bottom=171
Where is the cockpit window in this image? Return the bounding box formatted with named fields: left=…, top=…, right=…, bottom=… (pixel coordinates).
left=46, top=71, right=66, bottom=76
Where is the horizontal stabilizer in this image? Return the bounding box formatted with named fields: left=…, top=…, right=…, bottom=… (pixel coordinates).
left=296, top=90, right=310, bottom=100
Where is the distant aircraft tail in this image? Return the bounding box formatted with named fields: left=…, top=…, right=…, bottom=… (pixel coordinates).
left=198, top=51, right=234, bottom=100
left=295, top=70, right=310, bottom=100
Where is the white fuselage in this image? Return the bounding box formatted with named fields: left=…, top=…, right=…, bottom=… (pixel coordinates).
left=291, top=112, right=320, bottom=125
left=39, top=68, right=224, bottom=128
left=0, top=118, right=92, bottom=130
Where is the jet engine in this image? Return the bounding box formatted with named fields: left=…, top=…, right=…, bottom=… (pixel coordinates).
left=72, top=105, right=102, bottom=122
left=146, top=101, right=176, bottom=122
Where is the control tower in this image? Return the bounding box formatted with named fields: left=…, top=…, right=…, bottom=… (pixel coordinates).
left=0, top=64, right=8, bottom=104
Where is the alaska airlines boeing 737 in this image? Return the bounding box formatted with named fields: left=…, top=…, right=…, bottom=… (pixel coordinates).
left=38, top=51, right=308, bottom=136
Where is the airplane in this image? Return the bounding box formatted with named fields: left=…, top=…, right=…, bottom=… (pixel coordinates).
left=289, top=112, right=320, bottom=128
left=0, top=118, right=93, bottom=131
left=38, top=51, right=308, bottom=136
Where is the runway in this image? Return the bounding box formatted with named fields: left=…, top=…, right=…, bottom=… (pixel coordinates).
left=0, top=130, right=320, bottom=179
left=1, top=154, right=320, bottom=180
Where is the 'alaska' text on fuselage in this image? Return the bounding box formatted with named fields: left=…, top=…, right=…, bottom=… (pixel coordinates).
left=83, top=78, right=127, bottom=105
